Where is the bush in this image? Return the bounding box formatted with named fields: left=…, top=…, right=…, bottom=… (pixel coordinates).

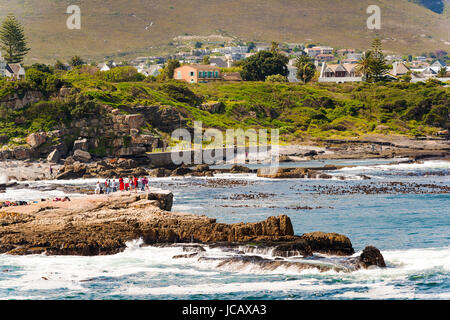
left=158, top=82, right=201, bottom=106
left=265, top=74, right=288, bottom=82
left=100, top=67, right=145, bottom=82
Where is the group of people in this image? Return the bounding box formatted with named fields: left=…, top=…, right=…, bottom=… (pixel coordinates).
left=0, top=200, right=28, bottom=208
left=95, top=176, right=150, bottom=194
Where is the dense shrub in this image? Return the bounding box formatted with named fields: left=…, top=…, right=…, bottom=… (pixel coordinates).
left=100, top=66, right=145, bottom=82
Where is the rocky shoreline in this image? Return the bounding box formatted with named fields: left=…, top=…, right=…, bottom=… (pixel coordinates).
left=0, top=192, right=385, bottom=271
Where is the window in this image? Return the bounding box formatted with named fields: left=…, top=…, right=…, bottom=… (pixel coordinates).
left=177, top=71, right=181, bottom=79
left=190, top=71, right=194, bottom=77
left=208, top=71, right=212, bottom=78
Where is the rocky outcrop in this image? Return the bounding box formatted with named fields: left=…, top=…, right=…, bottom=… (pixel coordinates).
left=230, top=165, right=251, bottom=173
left=26, top=132, right=47, bottom=149
left=0, top=193, right=294, bottom=256
left=257, top=167, right=337, bottom=180
left=73, top=150, right=92, bottom=162
left=198, top=102, right=224, bottom=114
left=300, top=232, right=355, bottom=256
left=47, top=149, right=61, bottom=163
left=358, top=246, right=386, bottom=268
left=0, top=91, right=43, bottom=111
left=73, top=138, right=88, bottom=152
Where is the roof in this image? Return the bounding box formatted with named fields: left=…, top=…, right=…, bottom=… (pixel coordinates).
left=323, top=63, right=359, bottom=75
left=210, top=58, right=228, bottom=68
left=392, top=62, right=410, bottom=75
left=6, top=63, right=23, bottom=75
left=222, top=72, right=242, bottom=81
left=177, top=64, right=220, bottom=71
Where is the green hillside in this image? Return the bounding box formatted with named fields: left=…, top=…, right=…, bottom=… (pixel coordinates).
left=0, top=68, right=448, bottom=152
left=0, top=0, right=449, bottom=63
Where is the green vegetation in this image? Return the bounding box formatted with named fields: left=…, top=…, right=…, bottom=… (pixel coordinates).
left=0, top=67, right=448, bottom=147
left=294, top=56, right=316, bottom=84
left=240, top=51, right=289, bottom=81
left=0, top=14, right=30, bottom=63
left=359, top=39, right=391, bottom=82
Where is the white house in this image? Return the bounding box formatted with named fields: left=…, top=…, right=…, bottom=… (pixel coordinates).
left=97, top=61, right=117, bottom=72
left=391, top=62, right=410, bottom=76
left=5, top=63, right=25, bottom=80
left=0, top=52, right=6, bottom=77
left=318, top=63, right=362, bottom=83
left=138, top=64, right=163, bottom=77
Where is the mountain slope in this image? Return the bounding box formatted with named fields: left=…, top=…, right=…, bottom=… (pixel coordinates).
left=0, top=0, right=448, bottom=63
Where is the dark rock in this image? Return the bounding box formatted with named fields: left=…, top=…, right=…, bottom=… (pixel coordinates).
left=230, top=165, right=250, bottom=173
left=300, top=232, right=355, bottom=256
left=358, top=246, right=386, bottom=268
left=272, top=239, right=313, bottom=257
left=171, top=167, right=192, bottom=176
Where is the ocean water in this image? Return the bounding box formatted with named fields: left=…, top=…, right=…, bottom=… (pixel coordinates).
left=0, top=159, right=449, bottom=300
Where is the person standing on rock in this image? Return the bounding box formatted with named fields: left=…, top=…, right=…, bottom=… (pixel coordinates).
left=125, top=177, right=130, bottom=191
left=95, top=182, right=101, bottom=194
left=133, top=176, right=139, bottom=193
left=139, top=177, right=145, bottom=192
left=112, top=178, right=118, bottom=192
left=145, top=176, right=150, bottom=191
left=119, top=177, right=124, bottom=191
left=49, top=166, right=53, bottom=178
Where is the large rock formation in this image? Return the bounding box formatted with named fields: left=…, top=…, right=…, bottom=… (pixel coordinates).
left=0, top=193, right=293, bottom=256
left=0, top=193, right=386, bottom=270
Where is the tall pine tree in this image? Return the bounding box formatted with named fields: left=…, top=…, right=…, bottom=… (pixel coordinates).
left=0, top=14, right=30, bottom=63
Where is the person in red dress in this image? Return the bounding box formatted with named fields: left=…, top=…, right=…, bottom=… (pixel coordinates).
left=119, top=177, right=124, bottom=191
left=133, top=176, right=139, bottom=193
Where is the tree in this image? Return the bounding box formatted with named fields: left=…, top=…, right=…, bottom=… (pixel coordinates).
left=356, top=51, right=373, bottom=79
left=240, top=51, right=289, bottom=81
left=164, top=59, right=181, bottom=79
left=294, top=55, right=316, bottom=84
left=194, top=41, right=202, bottom=49
left=0, top=14, right=30, bottom=63
left=202, top=55, right=210, bottom=65
left=69, top=55, right=85, bottom=67
left=247, top=42, right=256, bottom=52
left=367, top=38, right=389, bottom=82
left=357, top=39, right=389, bottom=82
left=54, top=60, right=66, bottom=71
left=271, top=41, right=279, bottom=53
left=438, top=67, right=447, bottom=77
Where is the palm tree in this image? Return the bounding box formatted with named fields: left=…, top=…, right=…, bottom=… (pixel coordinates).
left=357, top=51, right=372, bottom=81
left=438, top=66, right=447, bottom=78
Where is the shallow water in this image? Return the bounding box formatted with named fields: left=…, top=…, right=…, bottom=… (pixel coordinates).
left=0, top=159, right=449, bottom=300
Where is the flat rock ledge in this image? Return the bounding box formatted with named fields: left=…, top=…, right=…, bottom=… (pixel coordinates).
left=0, top=193, right=385, bottom=269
